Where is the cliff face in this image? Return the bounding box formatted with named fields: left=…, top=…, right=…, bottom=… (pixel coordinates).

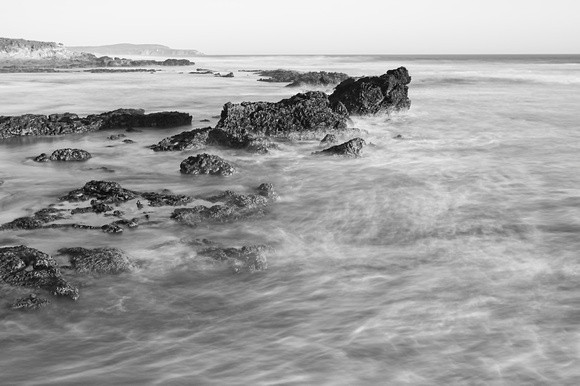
left=0, top=38, right=81, bottom=59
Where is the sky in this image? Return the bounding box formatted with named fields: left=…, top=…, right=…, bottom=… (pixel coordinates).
left=3, top=0, right=579, bottom=55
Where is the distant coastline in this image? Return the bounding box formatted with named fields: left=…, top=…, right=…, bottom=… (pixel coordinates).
left=67, top=43, right=204, bottom=57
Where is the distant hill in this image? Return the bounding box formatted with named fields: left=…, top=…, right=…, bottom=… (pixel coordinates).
left=0, top=37, right=80, bottom=59
left=67, top=43, right=204, bottom=57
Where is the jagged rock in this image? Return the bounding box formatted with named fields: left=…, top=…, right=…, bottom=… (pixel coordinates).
left=257, top=183, right=279, bottom=201
left=329, top=67, right=411, bottom=115
left=314, top=138, right=366, bottom=157
left=171, top=205, right=236, bottom=226
left=141, top=192, right=194, bottom=206
left=107, top=133, right=126, bottom=140
left=0, top=245, right=79, bottom=299
left=10, top=293, right=50, bottom=310
left=150, top=127, right=212, bottom=151
left=258, top=69, right=349, bottom=87
left=215, top=91, right=349, bottom=140
left=57, top=247, right=136, bottom=274
left=60, top=180, right=137, bottom=203
left=206, top=190, right=269, bottom=209
left=33, top=148, right=92, bottom=162
left=0, top=109, right=192, bottom=139
left=110, top=218, right=139, bottom=228
left=70, top=200, right=114, bottom=215
left=0, top=207, right=68, bottom=230
left=101, top=223, right=123, bottom=233
left=320, top=133, right=338, bottom=146
left=180, top=153, right=236, bottom=176
left=198, top=244, right=271, bottom=272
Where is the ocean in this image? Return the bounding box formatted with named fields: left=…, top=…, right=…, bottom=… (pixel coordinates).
left=1, top=55, right=580, bottom=385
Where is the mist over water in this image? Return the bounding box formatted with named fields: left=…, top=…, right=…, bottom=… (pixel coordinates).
left=1, top=55, right=580, bottom=385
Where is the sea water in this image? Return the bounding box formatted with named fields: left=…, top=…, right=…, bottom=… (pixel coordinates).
left=1, top=55, right=580, bottom=385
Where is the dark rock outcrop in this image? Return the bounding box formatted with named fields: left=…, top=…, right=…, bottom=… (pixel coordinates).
left=314, top=138, right=366, bottom=157
left=214, top=91, right=349, bottom=140
left=258, top=69, right=350, bottom=87
left=198, top=244, right=271, bottom=272
left=180, top=153, right=236, bottom=176
left=320, top=133, right=338, bottom=146
left=150, top=127, right=212, bottom=151
left=0, top=245, right=79, bottom=299
left=0, top=109, right=192, bottom=139
left=57, top=247, right=136, bottom=274
left=33, top=148, right=92, bottom=162
left=214, top=72, right=234, bottom=78
left=171, top=184, right=275, bottom=227
left=0, top=207, right=68, bottom=230
left=141, top=191, right=194, bottom=207
left=10, top=293, right=50, bottom=310
left=329, top=67, right=411, bottom=115
left=60, top=180, right=137, bottom=203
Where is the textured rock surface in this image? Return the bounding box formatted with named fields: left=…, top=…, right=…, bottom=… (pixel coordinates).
left=141, top=192, right=195, bottom=206
left=0, top=245, right=79, bottom=299
left=10, top=293, right=51, bottom=310
left=199, top=244, right=272, bottom=272
left=258, top=69, right=350, bottom=87
left=0, top=109, right=192, bottom=139
left=60, top=180, right=137, bottom=203
left=329, top=67, right=411, bottom=115
left=0, top=208, right=68, bottom=230
left=314, top=138, right=367, bottom=157
left=215, top=91, right=349, bottom=140
left=180, top=153, right=236, bottom=176
left=58, top=247, right=136, bottom=274
left=150, top=127, right=212, bottom=151
left=33, top=148, right=92, bottom=162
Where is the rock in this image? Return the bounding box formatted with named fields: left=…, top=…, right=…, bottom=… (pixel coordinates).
left=257, top=183, right=279, bottom=201
left=314, top=138, right=366, bottom=157
left=10, top=293, right=50, bottom=310
left=214, top=72, right=234, bottom=78
left=122, top=139, right=135, bottom=144
left=198, top=244, right=271, bottom=272
left=214, top=91, right=350, bottom=140
left=0, top=109, right=192, bottom=139
left=180, top=153, right=236, bottom=176
left=0, top=245, right=79, bottom=299
left=205, top=190, right=269, bottom=210
left=57, top=247, right=136, bottom=274
left=0, top=207, right=68, bottom=230
left=60, top=180, right=137, bottom=203
left=70, top=200, right=113, bottom=215
left=258, top=69, right=349, bottom=87
left=393, top=134, right=403, bottom=139
left=171, top=205, right=236, bottom=227
left=34, top=148, right=92, bottom=162
left=107, top=134, right=126, bottom=140
left=101, top=223, right=123, bottom=233
left=141, top=192, right=194, bottom=206
left=320, top=133, right=338, bottom=146
left=150, top=127, right=212, bottom=151
left=329, top=67, right=411, bottom=115
left=162, top=59, right=193, bottom=66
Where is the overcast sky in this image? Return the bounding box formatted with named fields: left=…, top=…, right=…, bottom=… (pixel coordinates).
left=3, top=0, right=579, bottom=55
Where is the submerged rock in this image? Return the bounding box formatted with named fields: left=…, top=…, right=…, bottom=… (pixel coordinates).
left=0, top=109, right=192, bottom=139
left=150, top=127, right=212, bottom=151
left=258, top=69, right=350, bottom=87
left=314, top=138, right=366, bottom=157
left=329, top=67, right=411, bottom=115
left=60, top=180, right=137, bottom=203
left=0, top=245, right=79, bottom=299
left=180, top=153, right=236, bottom=176
left=215, top=91, right=349, bottom=140
left=10, top=293, right=51, bottom=310
left=0, top=207, right=68, bottom=230
left=141, top=192, right=195, bottom=207
left=33, top=148, right=92, bottom=162
left=58, top=247, right=136, bottom=274
left=199, top=244, right=271, bottom=272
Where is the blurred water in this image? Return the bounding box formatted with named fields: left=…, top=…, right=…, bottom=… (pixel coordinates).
left=1, top=55, right=580, bottom=385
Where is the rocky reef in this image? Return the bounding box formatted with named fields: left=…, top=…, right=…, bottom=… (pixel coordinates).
left=0, top=109, right=192, bottom=139
left=0, top=245, right=79, bottom=300
left=257, top=69, right=350, bottom=87
left=57, top=247, right=136, bottom=275
left=313, top=138, right=367, bottom=157
left=180, top=153, right=236, bottom=176
left=33, top=148, right=92, bottom=162
left=329, top=67, right=411, bottom=115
